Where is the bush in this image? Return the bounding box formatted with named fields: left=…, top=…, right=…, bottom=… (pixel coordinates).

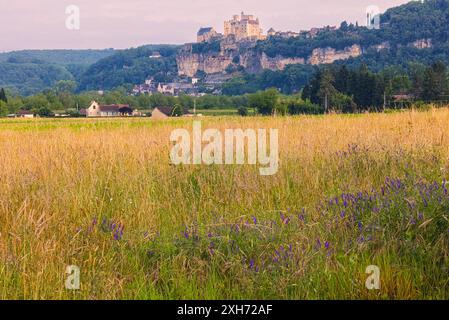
left=248, top=88, right=279, bottom=115
left=238, top=106, right=249, bottom=116
left=37, top=107, right=54, bottom=117
left=330, top=92, right=358, bottom=113
left=285, top=98, right=324, bottom=115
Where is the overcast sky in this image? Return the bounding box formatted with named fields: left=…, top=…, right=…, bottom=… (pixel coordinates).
left=0, top=0, right=410, bottom=52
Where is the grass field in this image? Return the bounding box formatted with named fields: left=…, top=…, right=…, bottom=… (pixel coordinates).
left=0, top=109, right=448, bottom=300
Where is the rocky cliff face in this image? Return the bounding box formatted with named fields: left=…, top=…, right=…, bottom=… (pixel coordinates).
left=259, top=53, right=306, bottom=71
left=176, top=53, right=201, bottom=77
left=176, top=42, right=363, bottom=77
left=307, top=45, right=362, bottom=65
left=176, top=46, right=234, bottom=77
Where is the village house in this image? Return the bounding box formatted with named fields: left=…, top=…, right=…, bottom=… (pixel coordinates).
left=82, top=101, right=134, bottom=117
left=149, top=51, right=162, bottom=59
left=133, top=78, right=158, bottom=95
left=197, top=27, right=219, bottom=43
left=16, top=110, right=35, bottom=118
left=151, top=106, right=191, bottom=120
left=267, top=28, right=299, bottom=39
left=157, top=83, right=176, bottom=96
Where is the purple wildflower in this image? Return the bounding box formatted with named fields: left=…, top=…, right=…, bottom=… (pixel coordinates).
left=209, top=242, right=215, bottom=255
left=249, top=259, right=255, bottom=270
left=358, top=221, right=363, bottom=232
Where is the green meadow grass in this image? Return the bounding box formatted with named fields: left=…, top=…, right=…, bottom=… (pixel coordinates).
left=0, top=110, right=448, bottom=299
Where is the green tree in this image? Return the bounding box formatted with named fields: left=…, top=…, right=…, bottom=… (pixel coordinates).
left=330, top=92, right=357, bottom=113
left=172, top=104, right=184, bottom=117
left=317, top=70, right=337, bottom=113
left=37, top=106, right=54, bottom=117
left=0, top=101, right=8, bottom=116
left=422, top=61, right=448, bottom=101
left=237, top=106, right=249, bottom=116
left=0, top=88, right=7, bottom=103
left=248, top=88, right=279, bottom=115
left=54, top=80, right=77, bottom=94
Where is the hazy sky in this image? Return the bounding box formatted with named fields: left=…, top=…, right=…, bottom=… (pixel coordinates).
left=0, top=0, right=410, bottom=52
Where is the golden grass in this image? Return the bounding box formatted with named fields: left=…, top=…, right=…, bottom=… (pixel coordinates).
left=0, top=109, right=448, bottom=299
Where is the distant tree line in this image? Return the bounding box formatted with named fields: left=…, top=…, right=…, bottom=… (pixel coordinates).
left=1, top=60, right=448, bottom=117
left=301, top=61, right=449, bottom=112
left=0, top=81, right=253, bottom=117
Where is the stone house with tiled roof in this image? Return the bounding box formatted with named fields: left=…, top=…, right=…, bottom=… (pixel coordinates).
left=83, top=101, right=134, bottom=117
left=197, top=27, right=219, bottom=43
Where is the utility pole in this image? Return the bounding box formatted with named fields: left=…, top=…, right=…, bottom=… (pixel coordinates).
left=324, top=93, right=329, bottom=113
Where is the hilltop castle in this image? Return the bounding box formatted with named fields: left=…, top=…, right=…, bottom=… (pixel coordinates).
left=224, top=12, right=265, bottom=41
left=197, top=12, right=266, bottom=43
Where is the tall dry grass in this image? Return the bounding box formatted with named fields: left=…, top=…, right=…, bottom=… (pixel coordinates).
left=0, top=109, right=448, bottom=299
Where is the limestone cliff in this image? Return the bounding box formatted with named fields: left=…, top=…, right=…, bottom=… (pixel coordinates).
left=307, top=45, right=362, bottom=65
left=176, top=42, right=363, bottom=77
left=176, top=44, right=234, bottom=77
left=259, top=53, right=306, bottom=71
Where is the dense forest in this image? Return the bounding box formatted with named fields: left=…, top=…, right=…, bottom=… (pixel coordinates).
left=78, top=45, right=180, bottom=91
left=0, top=50, right=115, bottom=95
left=0, top=46, right=179, bottom=95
